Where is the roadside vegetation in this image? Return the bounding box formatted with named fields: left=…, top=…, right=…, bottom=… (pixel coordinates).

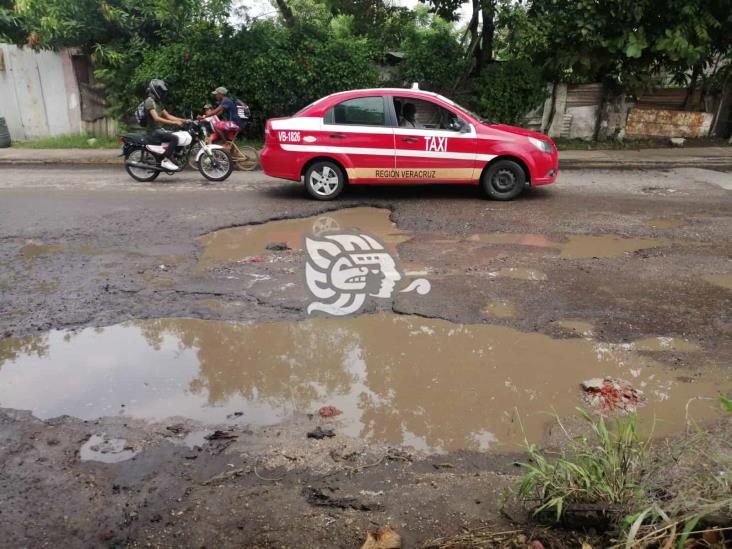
left=1, top=0, right=729, bottom=138
left=424, top=399, right=731, bottom=548
left=13, top=133, right=120, bottom=149
left=518, top=401, right=732, bottom=547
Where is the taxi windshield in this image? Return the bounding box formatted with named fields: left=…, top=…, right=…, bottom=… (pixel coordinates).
left=435, top=93, right=490, bottom=124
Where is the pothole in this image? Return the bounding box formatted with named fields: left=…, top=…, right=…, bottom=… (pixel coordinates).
left=80, top=434, right=138, bottom=463
left=195, top=207, right=411, bottom=270
left=469, top=233, right=668, bottom=258
left=704, top=273, right=732, bottom=290
left=482, top=300, right=515, bottom=318
left=646, top=217, right=686, bottom=229
left=0, top=314, right=725, bottom=453
left=19, top=241, right=63, bottom=259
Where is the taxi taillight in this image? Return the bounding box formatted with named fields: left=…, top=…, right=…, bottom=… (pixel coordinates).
left=264, top=122, right=274, bottom=144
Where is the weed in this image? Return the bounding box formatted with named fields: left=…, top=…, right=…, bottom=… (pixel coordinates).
left=517, top=402, right=732, bottom=547
left=518, top=410, right=652, bottom=522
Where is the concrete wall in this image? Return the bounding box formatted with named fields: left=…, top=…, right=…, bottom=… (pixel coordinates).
left=625, top=108, right=713, bottom=139
left=0, top=44, right=115, bottom=141
left=530, top=82, right=721, bottom=141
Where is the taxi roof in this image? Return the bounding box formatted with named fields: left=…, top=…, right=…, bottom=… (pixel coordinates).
left=297, top=87, right=461, bottom=116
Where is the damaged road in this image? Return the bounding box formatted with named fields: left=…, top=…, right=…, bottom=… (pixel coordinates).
left=0, top=166, right=731, bottom=547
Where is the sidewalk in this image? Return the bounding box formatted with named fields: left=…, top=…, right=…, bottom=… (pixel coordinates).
left=0, top=145, right=731, bottom=170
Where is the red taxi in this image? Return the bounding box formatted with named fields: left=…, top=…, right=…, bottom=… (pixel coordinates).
left=260, top=87, right=558, bottom=200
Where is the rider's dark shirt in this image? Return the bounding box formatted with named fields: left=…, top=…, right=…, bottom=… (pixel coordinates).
left=220, top=97, right=241, bottom=126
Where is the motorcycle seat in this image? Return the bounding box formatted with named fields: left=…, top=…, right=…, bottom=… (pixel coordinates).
left=122, top=133, right=160, bottom=145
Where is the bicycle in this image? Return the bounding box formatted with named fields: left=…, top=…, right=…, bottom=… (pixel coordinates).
left=188, top=118, right=259, bottom=171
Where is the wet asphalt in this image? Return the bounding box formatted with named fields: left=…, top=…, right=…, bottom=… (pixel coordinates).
left=0, top=165, right=731, bottom=547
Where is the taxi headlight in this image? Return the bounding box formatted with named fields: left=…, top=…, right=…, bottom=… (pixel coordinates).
left=528, top=137, right=552, bottom=153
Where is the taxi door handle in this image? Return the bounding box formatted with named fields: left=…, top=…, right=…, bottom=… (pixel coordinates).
left=401, top=137, right=419, bottom=143
left=330, top=133, right=347, bottom=139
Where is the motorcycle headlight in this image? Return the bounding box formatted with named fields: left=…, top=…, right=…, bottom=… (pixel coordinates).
left=528, top=137, right=552, bottom=153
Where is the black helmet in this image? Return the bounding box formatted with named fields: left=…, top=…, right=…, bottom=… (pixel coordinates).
left=149, top=79, right=168, bottom=102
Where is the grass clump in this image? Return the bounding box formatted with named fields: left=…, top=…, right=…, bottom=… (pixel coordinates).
left=13, top=133, right=120, bottom=149
left=517, top=403, right=732, bottom=547
left=518, top=410, right=651, bottom=522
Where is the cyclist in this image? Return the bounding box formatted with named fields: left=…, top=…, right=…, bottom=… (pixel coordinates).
left=200, top=86, right=245, bottom=150
left=143, top=79, right=188, bottom=171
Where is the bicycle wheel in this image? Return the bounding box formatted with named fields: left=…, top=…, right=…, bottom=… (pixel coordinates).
left=232, top=144, right=259, bottom=171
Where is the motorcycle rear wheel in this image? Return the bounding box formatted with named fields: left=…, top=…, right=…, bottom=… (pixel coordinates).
left=125, top=149, right=159, bottom=182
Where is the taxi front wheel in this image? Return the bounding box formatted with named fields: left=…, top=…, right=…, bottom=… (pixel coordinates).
left=481, top=159, right=525, bottom=200
left=304, top=161, right=345, bottom=200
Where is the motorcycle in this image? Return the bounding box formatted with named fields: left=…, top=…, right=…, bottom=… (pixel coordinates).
left=120, top=121, right=233, bottom=182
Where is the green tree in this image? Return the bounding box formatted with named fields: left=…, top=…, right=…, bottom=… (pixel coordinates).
left=519, top=0, right=731, bottom=91
left=399, top=8, right=467, bottom=92
left=468, top=59, right=547, bottom=124
left=0, top=0, right=25, bottom=42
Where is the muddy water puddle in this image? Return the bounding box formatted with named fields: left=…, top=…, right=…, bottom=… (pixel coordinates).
left=483, top=301, right=515, bottom=318
left=704, top=273, right=732, bottom=290
left=19, top=241, right=63, bottom=259
left=469, top=233, right=668, bottom=258
left=80, top=434, right=138, bottom=463
left=196, top=207, right=410, bottom=270
left=646, top=217, right=686, bottom=229
left=1, top=315, right=726, bottom=453
left=554, top=320, right=594, bottom=336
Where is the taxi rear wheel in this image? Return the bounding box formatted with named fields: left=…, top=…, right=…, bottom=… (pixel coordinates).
left=305, top=161, right=345, bottom=200
left=481, top=159, right=525, bottom=201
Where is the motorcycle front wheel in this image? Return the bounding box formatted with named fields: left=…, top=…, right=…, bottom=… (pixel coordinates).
left=125, top=149, right=159, bottom=182
left=198, top=149, right=233, bottom=182
left=187, top=142, right=202, bottom=170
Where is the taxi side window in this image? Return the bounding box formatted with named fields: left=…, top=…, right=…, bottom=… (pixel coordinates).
left=326, top=97, right=386, bottom=126
left=394, top=97, right=464, bottom=131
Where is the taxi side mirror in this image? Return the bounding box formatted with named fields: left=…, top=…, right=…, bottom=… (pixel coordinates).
left=459, top=120, right=470, bottom=133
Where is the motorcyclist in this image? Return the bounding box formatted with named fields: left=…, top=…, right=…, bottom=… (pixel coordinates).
left=144, top=79, right=188, bottom=171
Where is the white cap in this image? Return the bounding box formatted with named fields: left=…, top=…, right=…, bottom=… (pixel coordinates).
left=411, top=82, right=420, bottom=90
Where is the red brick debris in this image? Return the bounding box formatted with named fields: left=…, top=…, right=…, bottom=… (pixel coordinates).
left=318, top=406, right=343, bottom=418
left=581, top=377, right=645, bottom=414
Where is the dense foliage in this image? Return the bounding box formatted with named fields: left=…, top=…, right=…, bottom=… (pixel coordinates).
left=1, top=0, right=730, bottom=130
left=469, top=60, right=547, bottom=125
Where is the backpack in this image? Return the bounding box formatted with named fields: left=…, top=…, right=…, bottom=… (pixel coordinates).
left=135, top=101, right=148, bottom=127
left=234, top=99, right=250, bottom=120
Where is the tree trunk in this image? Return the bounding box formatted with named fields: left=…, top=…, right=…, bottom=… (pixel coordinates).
left=684, top=65, right=700, bottom=110
left=274, top=0, right=294, bottom=26
left=477, top=0, right=494, bottom=73
left=468, top=0, right=481, bottom=72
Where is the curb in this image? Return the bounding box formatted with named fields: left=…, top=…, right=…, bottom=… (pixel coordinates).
left=1, top=159, right=731, bottom=171
left=0, top=159, right=121, bottom=166
left=559, top=160, right=732, bottom=171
